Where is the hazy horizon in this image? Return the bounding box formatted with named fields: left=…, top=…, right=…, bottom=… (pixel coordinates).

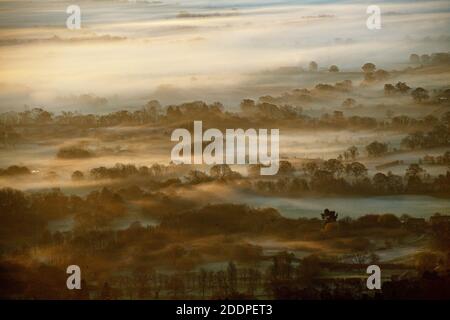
left=1, top=0, right=449, bottom=112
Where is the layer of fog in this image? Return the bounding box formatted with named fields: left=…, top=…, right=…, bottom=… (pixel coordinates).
left=162, top=182, right=450, bottom=218
left=1, top=0, right=449, bottom=111
left=0, top=129, right=447, bottom=190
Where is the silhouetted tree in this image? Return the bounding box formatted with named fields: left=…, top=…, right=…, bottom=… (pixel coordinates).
left=321, top=208, right=338, bottom=225
left=411, top=87, right=430, bottom=102
left=366, top=141, right=388, bottom=157
left=362, top=62, right=376, bottom=73
left=409, top=53, right=420, bottom=64
left=309, top=61, right=318, bottom=72
left=329, top=65, right=339, bottom=72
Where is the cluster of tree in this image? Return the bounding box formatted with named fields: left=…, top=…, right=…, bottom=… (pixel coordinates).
left=73, top=188, right=127, bottom=232
left=314, top=80, right=353, bottom=93
left=401, top=123, right=450, bottom=150
left=90, top=158, right=447, bottom=199
left=3, top=254, right=448, bottom=299
left=0, top=261, right=89, bottom=299
left=258, top=88, right=312, bottom=106
left=249, top=160, right=450, bottom=196
left=269, top=269, right=450, bottom=300
left=58, top=93, right=108, bottom=109
left=381, top=272, right=450, bottom=300
left=409, top=52, right=450, bottom=66
left=0, top=125, right=21, bottom=147
left=420, top=151, right=450, bottom=166
left=309, top=61, right=318, bottom=72
left=340, top=145, right=359, bottom=161
left=332, top=212, right=403, bottom=230
left=183, top=166, right=242, bottom=185
left=0, top=187, right=127, bottom=246
left=166, top=101, right=224, bottom=121
left=2, top=186, right=449, bottom=300
left=384, top=81, right=409, bottom=94
left=0, top=254, right=315, bottom=299
left=0, top=188, right=47, bottom=248
left=57, top=146, right=93, bottom=159
left=240, top=99, right=302, bottom=120
left=411, top=87, right=430, bottom=103
left=384, top=81, right=436, bottom=103
left=160, top=204, right=288, bottom=236
left=88, top=163, right=169, bottom=180
left=3, top=103, right=447, bottom=137
left=0, top=101, right=163, bottom=128
left=328, top=65, right=339, bottom=72
left=110, top=249, right=449, bottom=300
left=366, top=141, right=388, bottom=157
left=361, top=62, right=390, bottom=85
left=76, top=163, right=244, bottom=186
left=434, top=88, right=450, bottom=104
left=99, top=260, right=263, bottom=299
left=0, top=165, right=31, bottom=176
left=307, top=61, right=341, bottom=73
left=390, top=114, right=442, bottom=128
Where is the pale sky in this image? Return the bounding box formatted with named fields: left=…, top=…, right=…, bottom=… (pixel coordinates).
left=0, top=0, right=449, bottom=111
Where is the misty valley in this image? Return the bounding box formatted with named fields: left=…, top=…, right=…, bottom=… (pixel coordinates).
left=0, top=0, right=449, bottom=301
left=1, top=52, right=450, bottom=299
